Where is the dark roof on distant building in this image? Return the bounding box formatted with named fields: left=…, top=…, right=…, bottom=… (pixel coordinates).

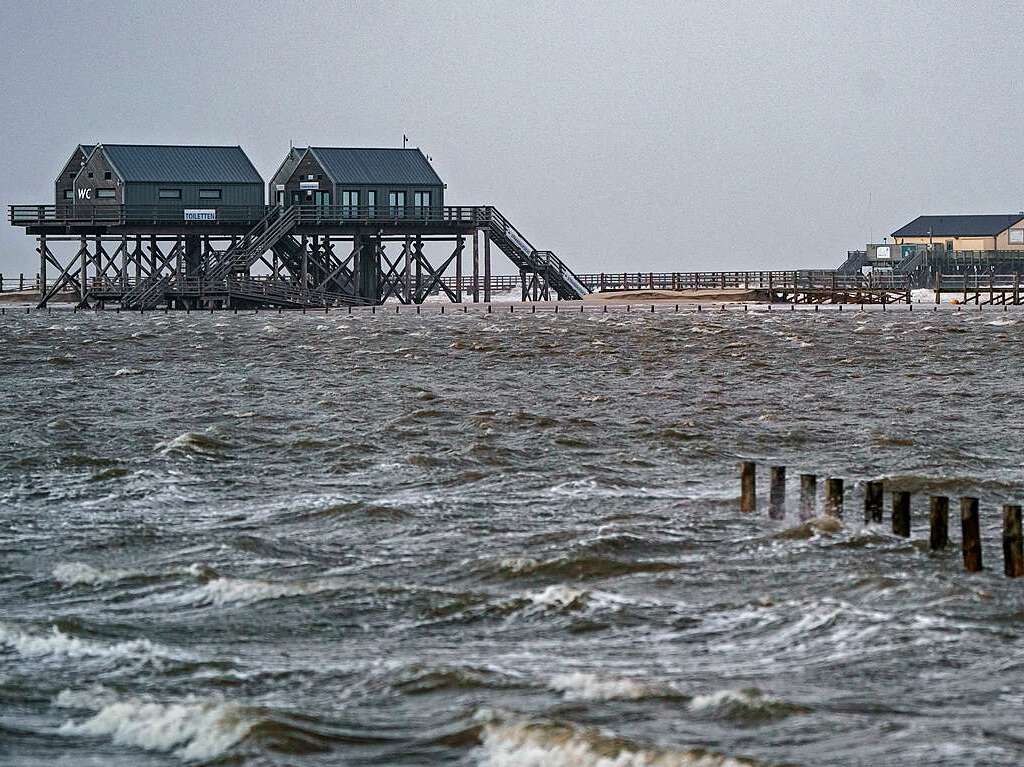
left=307, top=147, right=442, bottom=185
left=99, top=144, right=263, bottom=184
left=893, top=214, right=1024, bottom=238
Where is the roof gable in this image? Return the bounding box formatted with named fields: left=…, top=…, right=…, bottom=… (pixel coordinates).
left=97, top=144, right=263, bottom=184
left=893, top=214, right=1024, bottom=238
left=55, top=145, right=95, bottom=182
left=308, top=147, right=442, bottom=186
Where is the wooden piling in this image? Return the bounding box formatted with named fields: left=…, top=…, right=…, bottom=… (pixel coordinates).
left=960, top=497, right=983, bottom=572
left=740, top=461, right=756, bottom=513
left=799, top=474, right=817, bottom=520
left=864, top=480, right=883, bottom=524
left=1003, top=505, right=1023, bottom=578
left=769, top=466, right=786, bottom=519
left=825, top=478, right=843, bottom=518
left=891, top=491, right=911, bottom=537
left=929, top=496, right=949, bottom=550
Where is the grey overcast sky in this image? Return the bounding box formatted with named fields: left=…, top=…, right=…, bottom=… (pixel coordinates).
left=1, top=0, right=1022, bottom=274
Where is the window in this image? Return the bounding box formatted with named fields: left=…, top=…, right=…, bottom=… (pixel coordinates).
left=104, top=171, right=112, bottom=180
left=341, top=190, right=359, bottom=217
left=388, top=190, right=406, bottom=217
left=68, top=172, right=75, bottom=179
left=96, top=189, right=115, bottom=199
left=198, top=189, right=221, bottom=199
left=63, top=189, right=73, bottom=199
left=87, top=172, right=94, bottom=179
left=316, top=174, right=323, bottom=180
left=366, top=190, right=376, bottom=217
left=1010, top=229, right=1024, bottom=244
left=413, top=191, right=431, bottom=218
left=158, top=189, right=181, bottom=199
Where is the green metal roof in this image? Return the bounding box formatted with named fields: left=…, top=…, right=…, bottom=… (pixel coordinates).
left=99, top=144, right=263, bottom=184
left=308, top=147, right=442, bottom=186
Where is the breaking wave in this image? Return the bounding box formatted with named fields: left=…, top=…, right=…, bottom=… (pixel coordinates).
left=688, top=688, right=810, bottom=723
left=476, top=716, right=759, bottom=767
left=549, top=672, right=683, bottom=702
left=0, top=623, right=183, bottom=665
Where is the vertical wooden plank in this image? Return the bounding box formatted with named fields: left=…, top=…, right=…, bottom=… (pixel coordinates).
left=864, top=480, right=884, bottom=524
left=38, top=234, right=46, bottom=300
left=799, top=474, right=817, bottom=520
left=961, top=497, right=983, bottom=572
left=1003, top=505, right=1023, bottom=578
left=740, top=462, right=756, bottom=513
left=455, top=234, right=463, bottom=303
left=929, top=496, right=949, bottom=550
left=825, top=478, right=844, bottom=518
left=472, top=229, right=480, bottom=303
left=892, top=491, right=911, bottom=537
left=769, top=466, right=786, bottom=519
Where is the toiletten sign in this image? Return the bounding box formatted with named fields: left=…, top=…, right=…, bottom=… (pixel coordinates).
left=184, top=209, right=216, bottom=221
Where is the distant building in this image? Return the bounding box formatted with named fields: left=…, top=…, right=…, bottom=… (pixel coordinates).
left=70, top=144, right=264, bottom=208
left=892, top=214, right=1024, bottom=252
left=268, top=147, right=444, bottom=216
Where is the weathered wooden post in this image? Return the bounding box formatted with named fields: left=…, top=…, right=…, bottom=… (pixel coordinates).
left=740, top=461, right=756, bottom=513
left=1003, top=505, right=1023, bottom=578
left=769, top=466, right=786, bottom=519
left=799, top=474, right=817, bottom=520
left=825, top=478, right=843, bottom=518
left=892, top=491, right=911, bottom=537
left=934, top=271, right=942, bottom=305
left=864, top=480, right=883, bottom=524
left=929, top=496, right=949, bottom=550
left=961, top=497, right=983, bottom=572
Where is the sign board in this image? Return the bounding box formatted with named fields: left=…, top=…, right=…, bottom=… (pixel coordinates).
left=875, top=245, right=891, bottom=259
left=275, top=184, right=285, bottom=191
left=299, top=181, right=320, bottom=190
left=184, top=209, right=216, bottom=221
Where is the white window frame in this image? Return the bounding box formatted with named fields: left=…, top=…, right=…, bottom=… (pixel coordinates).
left=1009, top=228, right=1024, bottom=244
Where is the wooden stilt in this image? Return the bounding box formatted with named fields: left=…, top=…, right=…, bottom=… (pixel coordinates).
left=825, top=478, right=844, bottom=518
left=769, top=466, right=786, bottom=519
left=864, top=480, right=883, bottom=524
left=1003, top=505, right=1023, bottom=578
left=892, top=491, right=911, bottom=537
left=961, top=497, right=983, bottom=572
left=740, top=461, right=756, bottom=513
left=799, top=474, right=817, bottom=520
left=929, top=496, right=949, bottom=550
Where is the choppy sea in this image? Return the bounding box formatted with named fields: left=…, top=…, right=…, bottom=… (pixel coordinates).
left=2, top=306, right=1023, bottom=766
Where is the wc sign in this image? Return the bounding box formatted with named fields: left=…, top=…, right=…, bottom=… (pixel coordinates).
left=77, top=189, right=92, bottom=200
left=184, top=209, right=217, bottom=221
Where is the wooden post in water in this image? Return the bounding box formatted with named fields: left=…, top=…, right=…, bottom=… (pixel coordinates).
left=1003, top=505, right=1023, bottom=578
left=960, top=497, right=983, bottom=572
left=892, top=491, right=911, bottom=537
left=929, top=496, right=949, bottom=550
left=740, top=461, right=756, bottom=513
left=769, top=466, right=786, bottom=519
left=864, top=480, right=883, bottom=524
left=825, top=478, right=843, bottom=518
left=799, top=474, right=817, bottom=520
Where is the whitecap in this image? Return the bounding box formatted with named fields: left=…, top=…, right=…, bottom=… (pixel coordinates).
left=549, top=672, right=680, bottom=701
left=58, top=695, right=254, bottom=761
left=112, top=367, right=144, bottom=377
left=53, top=561, right=132, bottom=586
left=174, top=576, right=336, bottom=607
left=0, top=623, right=182, bottom=665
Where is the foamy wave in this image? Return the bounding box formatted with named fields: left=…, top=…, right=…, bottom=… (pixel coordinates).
left=177, top=576, right=335, bottom=607
left=689, top=688, right=809, bottom=722
left=155, top=432, right=227, bottom=456
left=113, top=367, right=145, bottom=377
left=58, top=694, right=254, bottom=761
left=524, top=585, right=637, bottom=614
left=477, top=718, right=757, bottom=766
left=0, top=623, right=181, bottom=665
left=549, top=672, right=681, bottom=702
left=53, top=561, right=132, bottom=586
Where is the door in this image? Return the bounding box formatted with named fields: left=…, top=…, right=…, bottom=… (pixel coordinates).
left=314, top=191, right=331, bottom=208
left=413, top=191, right=431, bottom=219
left=389, top=191, right=406, bottom=218
left=340, top=190, right=359, bottom=219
